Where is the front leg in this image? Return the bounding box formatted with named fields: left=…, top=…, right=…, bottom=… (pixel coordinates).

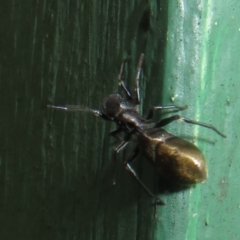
left=47, top=104, right=112, bottom=121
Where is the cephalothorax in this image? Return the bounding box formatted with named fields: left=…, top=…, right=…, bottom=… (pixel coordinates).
left=48, top=54, right=226, bottom=204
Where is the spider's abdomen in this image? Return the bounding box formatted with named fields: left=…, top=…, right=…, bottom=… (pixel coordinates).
left=139, top=128, right=207, bottom=184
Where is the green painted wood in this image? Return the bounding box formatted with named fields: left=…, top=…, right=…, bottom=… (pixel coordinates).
left=0, top=0, right=239, bottom=239
left=159, top=1, right=240, bottom=240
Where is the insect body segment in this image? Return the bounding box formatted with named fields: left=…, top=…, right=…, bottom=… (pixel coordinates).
left=48, top=54, right=226, bottom=205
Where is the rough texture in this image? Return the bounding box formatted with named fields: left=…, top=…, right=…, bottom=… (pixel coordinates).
left=0, top=0, right=238, bottom=239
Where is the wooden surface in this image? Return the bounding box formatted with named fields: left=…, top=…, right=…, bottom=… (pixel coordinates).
left=0, top=1, right=239, bottom=239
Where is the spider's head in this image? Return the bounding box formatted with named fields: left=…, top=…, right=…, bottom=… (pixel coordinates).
left=103, top=93, right=124, bottom=118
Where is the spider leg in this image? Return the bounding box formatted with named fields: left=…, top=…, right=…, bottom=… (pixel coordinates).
left=134, top=53, right=144, bottom=105
left=124, top=145, right=165, bottom=205
left=155, top=114, right=226, bottom=138
left=47, top=105, right=112, bottom=121
left=118, top=56, right=133, bottom=100
left=145, top=104, right=188, bottom=120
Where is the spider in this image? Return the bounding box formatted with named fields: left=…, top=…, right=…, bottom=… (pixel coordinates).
left=48, top=54, right=226, bottom=204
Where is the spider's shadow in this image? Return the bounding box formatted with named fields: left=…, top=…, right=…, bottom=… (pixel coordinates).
left=157, top=176, right=193, bottom=195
